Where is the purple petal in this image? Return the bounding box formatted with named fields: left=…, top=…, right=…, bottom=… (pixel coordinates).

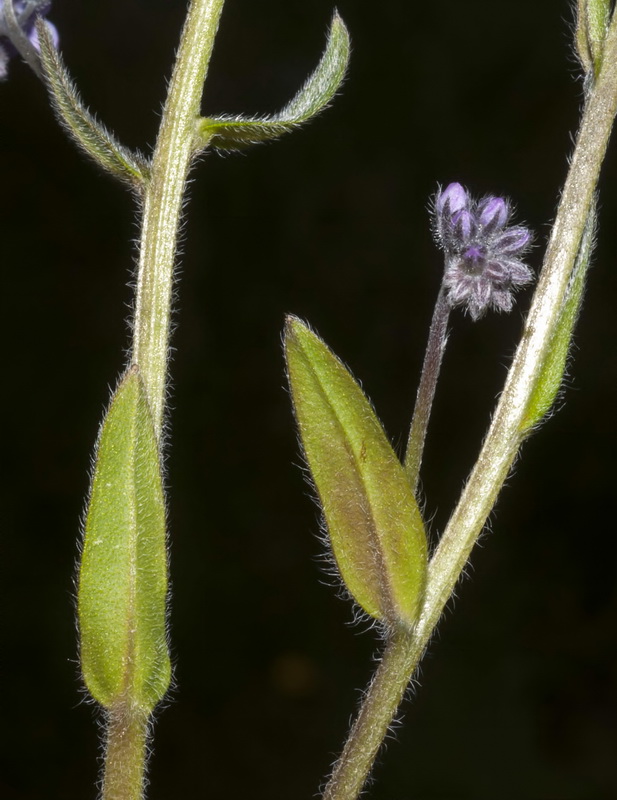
left=477, top=196, right=508, bottom=230
left=436, top=182, right=468, bottom=216
left=451, top=209, right=475, bottom=242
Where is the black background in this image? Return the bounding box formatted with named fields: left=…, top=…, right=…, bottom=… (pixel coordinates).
left=1, top=0, right=616, bottom=798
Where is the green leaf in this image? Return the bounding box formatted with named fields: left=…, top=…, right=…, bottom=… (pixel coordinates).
left=285, top=317, right=428, bottom=628
left=194, top=12, right=350, bottom=151
left=576, top=0, right=611, bottom=76
left=36, top=21, right=150, bottom=188
left=520, top=204, right=596, bottom=431
left=79, top=367, right=170, bottom=712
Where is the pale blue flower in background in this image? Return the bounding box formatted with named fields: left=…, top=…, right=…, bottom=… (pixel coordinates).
left=0, top=0, right=58, bottom=79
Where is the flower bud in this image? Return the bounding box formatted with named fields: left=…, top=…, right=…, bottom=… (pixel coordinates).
left=431, top=182, right=534, bottom=320
left=452, top=208, right=475, bottom=241
left=436, top=182, right=468, bottom=215
left=477, top=196, right=508, bottom=230
left=494, top=226, right=532, bottom=253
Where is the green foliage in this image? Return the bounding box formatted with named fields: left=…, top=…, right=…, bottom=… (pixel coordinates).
left=36, top=21, right=150, bottom=188
left=194, top=12, right=350, bottom=151
left=285, top=317, right=428, bottom=629
left=520, top=205, right=596, bottom=432
left=79, top=367, right=170, bottom=713
left=576, top=0, right=611, bottom=76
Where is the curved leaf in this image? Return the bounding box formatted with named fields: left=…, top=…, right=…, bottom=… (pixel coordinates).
left=194, top=12, right=350, bottom=151
left=36, top=21, right=150, bottom=187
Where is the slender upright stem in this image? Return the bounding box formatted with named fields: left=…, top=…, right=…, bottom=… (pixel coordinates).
left=101, top=2, right=225, bottom=797
left=322, top=627, right=420, bottom=800
left=102, top=704, right=149, bottom=800
left=419, top=4, right=617, bottom=665
left=132, top=0, right=224, bottom=438
left=425, top=3, right=617, bottom=632
left=404, top=285, right=450, bottom=493
left=323, top=9, right=617, bottom=800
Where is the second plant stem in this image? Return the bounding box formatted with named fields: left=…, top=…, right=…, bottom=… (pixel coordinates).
left=323, top=7, right=617, bottom=799
left=404, top=285, right=451, bottom=494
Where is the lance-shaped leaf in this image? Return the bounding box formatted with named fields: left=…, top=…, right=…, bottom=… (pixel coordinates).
left=285, top=317, right=428, bottom=628
left=521, top=205, right=596, bottom=432
left=576, top=0, right=611, bottom=76
left=79, top=367, right=170, bottom=713
left=36, top=21, right=150, bottom=188
left=194, top=12, right=350, bottom=152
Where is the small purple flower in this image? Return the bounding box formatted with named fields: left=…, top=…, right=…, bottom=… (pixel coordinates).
left=0, top=0, right=58, bottom=80
left=432, top=182, right=533, bottom=320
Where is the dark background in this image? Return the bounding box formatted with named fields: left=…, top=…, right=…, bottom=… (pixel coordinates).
left=1, top=0, right=616, bottom=798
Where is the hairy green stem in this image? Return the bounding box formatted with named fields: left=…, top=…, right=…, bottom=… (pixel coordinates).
left=131, top=0, right=224, bottom=437
left=324, top=8, right=617, bottom=799
left=322, top=627, right=419, bottom=800
left=101, top=1, right=225, bottom=795
left=102, top=703, right=149, bottom=800
left=404, top=286, right=450, bottom=494
left=424, top=3, right=617, bottom=635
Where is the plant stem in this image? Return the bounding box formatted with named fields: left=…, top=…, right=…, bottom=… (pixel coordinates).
left=101, top=1, right=224, bottom=796
left=102, top=703, right=149, bottom=800
left=322, top=626, right=421, bottom=800
left=131, top=0, right=224, bottom=438
left=404, top=285, right=450, bottom=494
left=425, top=1, right=617, bottom=634
left=323, top=9, right=617, bottom=799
